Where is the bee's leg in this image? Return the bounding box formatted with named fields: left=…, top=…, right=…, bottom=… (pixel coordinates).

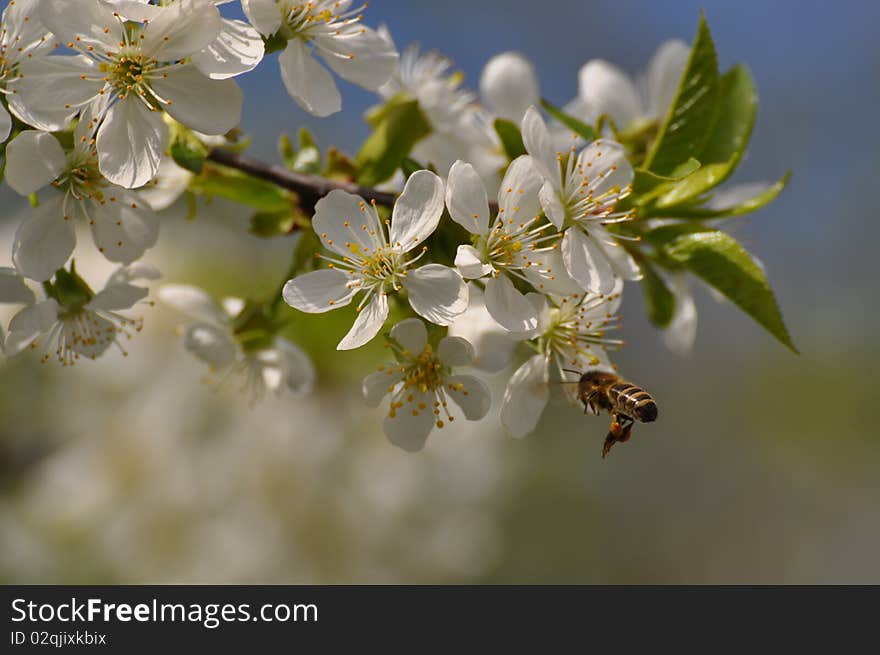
left=617, top=416, right=635, bottom=443
left=602, top=413, right=625, bottom=459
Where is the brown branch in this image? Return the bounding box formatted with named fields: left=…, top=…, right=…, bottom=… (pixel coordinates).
left=206, top=148, right=398, bottom=212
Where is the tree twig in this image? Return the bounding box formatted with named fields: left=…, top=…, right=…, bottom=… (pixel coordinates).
left=206, top=148, right=399, bottom=211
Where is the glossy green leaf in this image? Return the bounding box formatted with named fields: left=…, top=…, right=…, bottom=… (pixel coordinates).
left=655, top=64, right=758, bottom=207
left=356, top=98, right=431, bottom=186
left=493, top=118, right=526, bottom=160
left=171, top=139, right=207, bottom=174
left=661, top=173, right=791, bottom=219
left=632, top=158, right=701, bottom=199
left=193, top=167, right=291, bottom=212
left=540, top=98, right=598, bottom=141
left=644, top=14, right=719, bottom=176
left=651, top=226, right=796, bottom=351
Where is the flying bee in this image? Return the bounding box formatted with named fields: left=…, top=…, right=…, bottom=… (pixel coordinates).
left=565, top=370, right=658, bottom=458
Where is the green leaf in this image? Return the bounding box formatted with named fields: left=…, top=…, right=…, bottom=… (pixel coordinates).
left=193, top=167, right=291, bottom=212
left=279, top=133, right=296, bottom=169
left=264, top=33, right=287, bottom=55
left=641, top=261, right=676, bottom=328
left=171, top=138, right=207, bottom=174
left=493, top=118, right=526, bottom=160
left=401, top=157, right=426, bottom=179
left=654, top=64, right=758, bottom=207
left=249, top=209, right=296, bottom=238
left=643, top=14, right=719, bottom=176
left=660, top=173, right=791, bottom=219
left=356, top=98, right=431, bottom=186
left=652, top=226, right=796, bottom=352
left=631, top=157, right=701, bottom=199
left=539, top=98, right=597, bottom=141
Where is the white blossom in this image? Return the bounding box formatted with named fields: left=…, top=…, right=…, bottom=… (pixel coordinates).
left=0, top=262, right=159, bottom=365
left=242, top=0, right=397, bottom=117
left=111, top=0, right=266, bottom=80
left=500, top=282, right=623, bottom=438
left=577, top=39, right=689, bottom=131
left=5, top=123, right=159, bottom=281
left=159, top=284, right=316, bottom=403
left=9, top=0, right=243, bottom=189
left=521, top=106, right=641, bottom=294
left=446, top=156, right=579, bottom=332
left=0, top=0, right=54, bottom=142
left=282, top=171, right=468, bottom=350
left=362, top=318, right=490, bottom=451
left=479, top=51, right=540, bottom=125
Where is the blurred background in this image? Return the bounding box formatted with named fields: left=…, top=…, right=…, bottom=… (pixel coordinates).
left=1, top=0, right=878, bottom=583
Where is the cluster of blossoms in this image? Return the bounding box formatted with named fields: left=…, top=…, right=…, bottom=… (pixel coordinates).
left=0, top=2, right=788, bottom=451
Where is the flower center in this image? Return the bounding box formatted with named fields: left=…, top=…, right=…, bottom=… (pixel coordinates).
left=55, top=153, right=104, bottom=200
left=401, top=344, right=444, bottom=394
left=101, top=50, right=159, bottom=101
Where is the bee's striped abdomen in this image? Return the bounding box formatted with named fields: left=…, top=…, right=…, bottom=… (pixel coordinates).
left=608, top=382, right=658, bottom=423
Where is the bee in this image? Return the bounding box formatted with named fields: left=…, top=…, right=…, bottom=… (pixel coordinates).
left=566, top=370, right=658, bottom=459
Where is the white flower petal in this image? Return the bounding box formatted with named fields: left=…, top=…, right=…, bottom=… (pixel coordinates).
left=446, top=160, right=489, bottom=235
left=576, top=139, right=633, bottom=200
left=282, top=268, right=356, bottom=314
left=539, top=182, right=566, bottom=229
left=497, top=155, right=543, bottom=226
left=480, top=51, right=540, bottom=123
left=446, top=374, right=491, bottom=421
left=158, top=284, right=226, bottom=325
left=311, top=189, right=382, bottom=258
left=337, top=293, right=389, bottom=350
left=88, top=283, right=147, bottom=313
left=522, top=249, right=583, bottom=296
left=646, top=39, right=689, bottom=119
left=521, top=106, right=558, bottom=187
left=448, top=285, right=519, bottom=374
left=88, top=193, right=159, bottom=264
left=383, top=390, right=435, bottom=452
left=12, top=196, right=76, bottom=281
left=455, top=245, right=493, bottom=280
left=484, top=274, right=539, bottom=333
left=280, top=38, right=342, bottom=117
left=192, top=18, right=265, bottom=80
left=317, top=24, right=398, bottom=91
left=241, top=0, right=282, bottom=36
left=275, top=337, right=316, bottom=394
left=362, top=370, right=398, bottom=408
left=111, top=0, right=161, bottom=22
left=4, top=131, right=66, bottom=196
left=107, top=262, right=162, bottom=286
left=151, top=65, right=242, bottom=135
left=662, top=276, right=698, bottom=356
left=96, top=97, right=166, bottom=189
left=8, top=55, right=100, bottom=131
left=5, top=299, right=59, bottom=355
left=0, top=105, right=11, bottom=143
left=221, top=297, right=246, bottom=318
left=184, top=322, right=236, bottom=370
left=139, top=158, right=193, bottom=211
left=0, top=268, right=36, bottom=305
left=591, top=225, right=642, bottom=281
left=403, top=264, right=468, bottom=326
left=390, top=317, right=428, bottom=354
left=390, top=170, right=445, bottom=251
left=437, top=336, right=474, bottom=367
left=39, top=0, right=123, bottom=53
left=562, top=227, right=617, bottom=295
left=140, top=0, right=222, bottom=60
left=501, top=354, right=549, bottom=438
left=578, top=59, right=642, bottom=129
